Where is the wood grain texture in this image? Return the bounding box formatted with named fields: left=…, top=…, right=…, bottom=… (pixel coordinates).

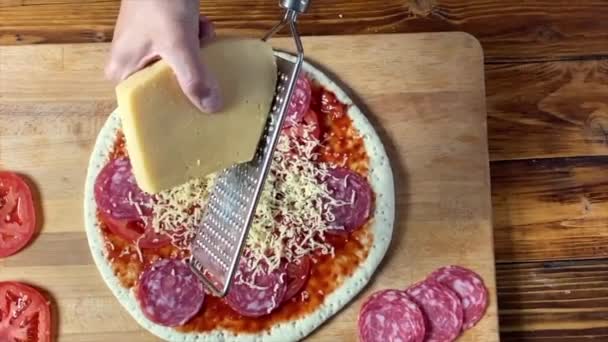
left=497, top=259, right=608, bottom=341
left=487, top=60, right=608, bottom=161
left=2, top=0, right=608, bottom=62
left=6, top=0, right=608, bottom=160
left=0, top=34, right=497, bottom=341
left=492, top=156, right=608, bottom=263
left=3, top=1, right=608, bottom=339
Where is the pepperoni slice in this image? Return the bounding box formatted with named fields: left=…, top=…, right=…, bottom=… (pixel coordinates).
left=431, top=265, right=489, bottom=330
left=137, top=259, right=205, bottom=327
left=283, top=256, right=311, bottom=303
left=283, top=74, right=312, bottom=127
left=358, top=289, right=426, bottom=342
left=94, top=157, right=152, bottom=220
left=324, top=167, right=373, bottom=233
left=406, top=279, right=463, bottom=342
left=225, top=261, right=287, bottom=317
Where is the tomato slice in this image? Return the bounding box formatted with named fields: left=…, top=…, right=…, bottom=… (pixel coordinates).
left=302, top=109, right=322, bottom=141
left=283, top=109, right=322, bottom=142
left=99, top=211, right=170, bottom=249
left=0, top=172, right=36, bottom=258
left=320, top=89, right=347, bottom=119
left=0, top=282, right=51, bottom=342
left=282, top=256, right=311, bottom=303
left=139, top=227, right=172, bottom=249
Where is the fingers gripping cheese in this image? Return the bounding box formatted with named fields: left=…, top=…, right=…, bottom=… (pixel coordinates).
left=116, top=38, right=277, bottom=193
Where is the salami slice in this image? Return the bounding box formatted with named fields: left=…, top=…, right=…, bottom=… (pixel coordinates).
left=406, top=279, right=463, bottom=342
left=431, top=265, right=489, bottom=330
left=283, top=74, right=312, bottom=127
left=225, top=261, right=287, bottom=317
left=282, top=257, right=311, bottom=303
left=358, top=289, right=426, bottom=342
left=94, top=157, right=152, bottom=220
left=137, top=259, right=205, bottom=327
left=324, top=167, right=373, bottom=233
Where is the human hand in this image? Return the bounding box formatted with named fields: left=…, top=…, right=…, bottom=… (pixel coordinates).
left=105, top=0, right=222, bottom=112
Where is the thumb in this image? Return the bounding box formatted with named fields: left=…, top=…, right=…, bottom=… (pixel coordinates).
left=163, top=40, right=222, bottom=113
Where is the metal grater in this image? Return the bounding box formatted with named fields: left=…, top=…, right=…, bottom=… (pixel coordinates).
left=189, top=0, right=311, bottom=297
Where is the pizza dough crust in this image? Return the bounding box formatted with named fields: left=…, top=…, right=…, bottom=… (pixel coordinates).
left=83, top=52, right=395, bottom=341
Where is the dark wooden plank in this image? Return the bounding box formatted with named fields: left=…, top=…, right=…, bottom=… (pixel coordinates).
left=487, top=59, right=608, bottom=161
left=497, top=259, right=608, bottom=341
left=2, top=1, right=608, bottom=62
left=492, top=156, right=608, bottom=263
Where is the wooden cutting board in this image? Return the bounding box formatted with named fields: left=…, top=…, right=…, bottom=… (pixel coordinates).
left=0, top=33, right=498, bottom=341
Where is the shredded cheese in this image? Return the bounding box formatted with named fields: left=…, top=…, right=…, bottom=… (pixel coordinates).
left=144, top=121, right=343, bottom=281
left=149, top=175, right=214, bottom=250
left=241, top=123, right=343, bottom=278
left=104, top=239, right=115, bottom=251
left=134, top=235, right=144, bottom=262
left=118, top=247, right=131, bottom=258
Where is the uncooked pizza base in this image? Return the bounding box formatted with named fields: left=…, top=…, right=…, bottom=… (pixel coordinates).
left=83, top=51, right=395, bottom=342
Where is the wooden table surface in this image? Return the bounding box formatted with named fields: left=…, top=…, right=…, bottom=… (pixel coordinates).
left=1, top=1, right=607, bottom=341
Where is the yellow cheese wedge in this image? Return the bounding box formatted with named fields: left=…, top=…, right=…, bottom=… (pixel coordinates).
left=116, top=38, right=277, bottom=193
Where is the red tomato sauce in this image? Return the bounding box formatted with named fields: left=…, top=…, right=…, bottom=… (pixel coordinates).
left=312, top=84, right=369, bottom=175
left=99, top=84, right=372, bottom=333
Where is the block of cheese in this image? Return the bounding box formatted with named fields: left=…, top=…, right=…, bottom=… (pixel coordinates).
left=116, top=38, right=277, bottom=193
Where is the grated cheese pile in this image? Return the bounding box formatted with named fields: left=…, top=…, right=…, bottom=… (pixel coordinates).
left=148, top=175, right=216, bottom=250
left=144, top=123, right=345, bottom=277
left=242, top=124, right=344, bottom=275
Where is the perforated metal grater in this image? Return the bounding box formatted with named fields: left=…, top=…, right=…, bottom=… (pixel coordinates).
left=189, top=0, right=311, bottom=297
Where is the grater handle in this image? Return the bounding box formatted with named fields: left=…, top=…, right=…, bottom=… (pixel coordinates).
left=280, top=0, right=310, bottom=13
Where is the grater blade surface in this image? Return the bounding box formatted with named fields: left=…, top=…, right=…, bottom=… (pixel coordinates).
left=190, top=56, right=300, bottom=297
